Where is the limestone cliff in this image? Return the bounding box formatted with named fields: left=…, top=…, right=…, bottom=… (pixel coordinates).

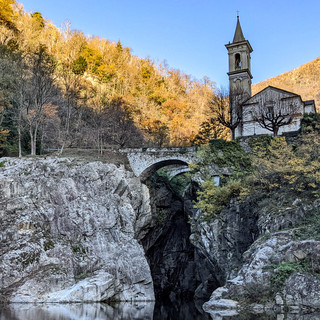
left=0, top=157, right=154, bottom=303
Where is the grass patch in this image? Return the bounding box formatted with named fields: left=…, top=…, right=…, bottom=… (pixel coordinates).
left=72, top=245, right=86, bottom=254
left=44, top=240, right=55, bottom=251
left=266, top=258, right=320, bottom=293
left=75, top=272, right=88, bottom=281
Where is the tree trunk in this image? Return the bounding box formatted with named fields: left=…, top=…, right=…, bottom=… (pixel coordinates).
left=231, top=128, right=236, bottom=140
left=59, top=140, right=65, bottom=155
left=18, top=110, right=22, bottom=158
left=30, top=124, right=39, bottom=156
left=33, top=125, right=38, bottom=155
left=18, top=126, right=22, bottom=158
left=30, top=127, right=35, bottom=155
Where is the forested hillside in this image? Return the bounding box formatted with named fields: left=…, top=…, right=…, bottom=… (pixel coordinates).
left=253, top=56, right=320, bottom=111
left=1, top=0, right=318, bottom=157
left=0, top=0, right=223, bottom=156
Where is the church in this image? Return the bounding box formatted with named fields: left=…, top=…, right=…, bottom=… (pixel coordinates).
left=226, top=17, right=316, bottom=139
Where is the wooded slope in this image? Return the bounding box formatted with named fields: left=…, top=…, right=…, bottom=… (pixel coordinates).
left=0, top=0, right=217, bottom=157
left=253, top=57, right=320, bottom=111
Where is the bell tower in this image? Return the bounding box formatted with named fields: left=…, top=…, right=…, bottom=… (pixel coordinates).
left=225, top=16, right=253, bottom=138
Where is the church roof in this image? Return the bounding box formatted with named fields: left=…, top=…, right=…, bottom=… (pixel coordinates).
left=233, top=16, right=245, bottom=43
left=243, top=86, right=301, bottom=105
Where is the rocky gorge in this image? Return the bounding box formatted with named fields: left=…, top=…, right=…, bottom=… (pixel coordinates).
left=0, top=156, right=218, bottom=316
left=1, top=155, right=320, bottom=319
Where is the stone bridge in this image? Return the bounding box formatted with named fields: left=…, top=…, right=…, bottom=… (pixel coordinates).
left=120, top=147, right=198, bottom=180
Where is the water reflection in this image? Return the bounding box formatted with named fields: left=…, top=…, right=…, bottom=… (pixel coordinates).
left=153, top=299, right=211, bottom=320
left=0, top=302, right=154, bottom=320
left=205, top=310, right=320, bottom=320
left=2, top=303, right=320, bottom=320
left=0, top=299, right=211, bottom=320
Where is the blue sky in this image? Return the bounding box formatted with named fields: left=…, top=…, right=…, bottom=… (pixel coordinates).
left=20, top=0, right=320, bottom=87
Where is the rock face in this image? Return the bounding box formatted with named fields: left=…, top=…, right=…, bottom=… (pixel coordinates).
left=203, top=198, right=320, bottom=314
left=190, top=199, right=259, bottom=286
left=0, top=157, right=154, bottom=303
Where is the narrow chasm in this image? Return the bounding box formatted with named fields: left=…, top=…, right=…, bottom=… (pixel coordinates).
left=140, top=173, right=219, bottom=319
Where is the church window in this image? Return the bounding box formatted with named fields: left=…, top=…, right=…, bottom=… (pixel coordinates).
left=267, top=106, right=274, bottom=118
left=235, top=53, right=241, bottom=69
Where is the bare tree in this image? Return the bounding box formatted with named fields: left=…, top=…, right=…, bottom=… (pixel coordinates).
left=13, top=58, right=29, bottom=157
left=57, top=62, right=93, bottom=154
left=210, top=87, right=248, bottom=140
left=0, top=46, right=29, bottom=157
left=26, top=45, right=57, bottom=155
left=252, top=101, right=301, bottom=136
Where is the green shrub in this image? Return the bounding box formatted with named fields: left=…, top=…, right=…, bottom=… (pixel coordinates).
left=170, top=173, right=191, bottom=196
left=0, top=161, right=5, bottom=167
left=75, top=272, right=88, bottom=281
left=294, top=208, right=320, bottom=240
left=195, top=179, right=244, bottom=219
left=301, top=113, right=320, bottom=133
left=248, top=134, right=273, bottom=155
left=208, top=139, right=252, bottom=177
left=192, top=139, right=251, bottom=220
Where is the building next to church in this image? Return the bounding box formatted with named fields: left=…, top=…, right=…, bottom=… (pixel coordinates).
left=226, top=17, right=316, bottom=139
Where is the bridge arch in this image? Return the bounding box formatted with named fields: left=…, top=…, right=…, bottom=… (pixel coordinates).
left=139, top=159, right=189, bottom=181
left=120, top=147, right=197, bottom=181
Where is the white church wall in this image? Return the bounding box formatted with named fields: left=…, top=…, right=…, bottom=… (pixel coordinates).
left=240, top=88, right=305, bottom=137
left=241, top=118, right=301, bottom=137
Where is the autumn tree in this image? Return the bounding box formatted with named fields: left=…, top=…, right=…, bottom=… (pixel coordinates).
left=0, top=128, right=9, bottom=156
left=38, top=102, right=59, bottom=153
left=0, top=0, right=17, bottom=31
left=144, top=119, right=169, bottom=147
left=103, top=96, right=145, bottom=148
left=192, top=117, right=229, bottom=145
left=57, top=60, right=93, bottom=154
left=31, top=12, right=45, bottom=29
left=252, top=134, right=320, bottom=196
